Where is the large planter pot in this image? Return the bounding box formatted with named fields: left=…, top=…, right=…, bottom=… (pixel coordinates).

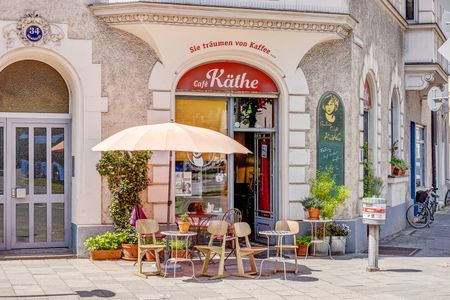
left=296, top=244, right=308, bottom=256
left=121, top=243, right=138, bottom=261
left=307, top=208, right=320, bottom=220
left=90, top=249, right=122, bottom=260
left=178, top=221, right=190, bottom=233
left=171, top=250, right=191, bottom=259
left=331, top=236, right=347, bottom=255
left=145, top=248, right=164, bottom=261
left=391, top=166, right=406, bottom=176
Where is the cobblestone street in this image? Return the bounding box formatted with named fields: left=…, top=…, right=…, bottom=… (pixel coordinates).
left=0, top=209, right=449, bottom=300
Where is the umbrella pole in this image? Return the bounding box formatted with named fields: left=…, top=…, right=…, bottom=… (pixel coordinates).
left=167, top=150, right=173, bottom=225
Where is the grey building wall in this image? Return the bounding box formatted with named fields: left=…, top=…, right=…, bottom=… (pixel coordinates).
left=300, top=0, right=405, bottom=220
left=0, top=0, right=158, bottom=226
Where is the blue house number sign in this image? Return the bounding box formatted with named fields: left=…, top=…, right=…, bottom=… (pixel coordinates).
left=25, top=25, right=43, bottom=42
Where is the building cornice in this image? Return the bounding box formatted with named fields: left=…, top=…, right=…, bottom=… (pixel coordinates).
left=90, top=2, right=356, bottom=38
left=405, top=63, right=448, bottom=91
left=407, top=23, right=447, bottom=43
left=377, top=0, right=408, bottom=30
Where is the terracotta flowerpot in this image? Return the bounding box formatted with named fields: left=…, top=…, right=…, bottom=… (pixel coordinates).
left=307, top=208, right=320, bottom=220
left=121, top=243, right=138, bottom=261
left=145, top=248, right=164, bottom=261
left=178, top=221, right=190, bottom=233
left=171, top=250, right=190, bottom=259
left=297, top=244, right=308, bottom=256
left=90, top=249, right=122, bottom=260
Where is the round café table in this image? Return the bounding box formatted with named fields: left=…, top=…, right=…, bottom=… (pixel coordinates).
left=160, top=231, right=197, bottom=278
left=257, top=230, right=295, bottom=280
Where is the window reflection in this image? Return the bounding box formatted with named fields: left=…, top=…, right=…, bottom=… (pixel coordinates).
left=175, top=99, right=228, bottom=213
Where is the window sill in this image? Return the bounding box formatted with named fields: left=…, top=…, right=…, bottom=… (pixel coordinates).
left=387, top=175, right=409, bottom=184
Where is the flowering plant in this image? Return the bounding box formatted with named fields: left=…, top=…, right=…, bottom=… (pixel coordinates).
left=326, top=222, right=351, bottom=237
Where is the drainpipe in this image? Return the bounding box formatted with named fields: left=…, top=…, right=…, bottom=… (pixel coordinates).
left=431, top=111, right=437, bottom=189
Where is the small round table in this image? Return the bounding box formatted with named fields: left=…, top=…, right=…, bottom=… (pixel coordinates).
left=303, top=219, right=333, bottom=260
left=257, top=230, right=295, bottom=280
left=160, top=231, right=197, bottom=278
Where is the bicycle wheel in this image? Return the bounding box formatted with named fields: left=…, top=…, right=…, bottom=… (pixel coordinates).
left=445, top=189, right=450, bottom=206
left=406, top=203, right=431, bottom=229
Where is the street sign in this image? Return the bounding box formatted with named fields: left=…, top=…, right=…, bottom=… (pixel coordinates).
left=427, top=86, right=443, bottom=112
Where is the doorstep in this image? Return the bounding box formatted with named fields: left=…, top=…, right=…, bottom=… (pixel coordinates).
left=0, top=248, right=76, bottom=260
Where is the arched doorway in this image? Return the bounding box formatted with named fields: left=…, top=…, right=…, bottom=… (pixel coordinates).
left=0, top=60, right=71, bottom=249
left=174, top=61, right=279, bottom=242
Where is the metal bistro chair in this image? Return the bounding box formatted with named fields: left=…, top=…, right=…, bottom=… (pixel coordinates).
left=136, top=219, right=166, bottom=277
left=274, top=220, right=300, bottom=274
left=221, top=208, right=242, bottom=262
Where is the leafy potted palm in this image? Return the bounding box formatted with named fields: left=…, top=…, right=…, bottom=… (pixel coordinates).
left=169, top=239, right=190, bottom=258
left=84, top=231, right=127, bottom=260
left=310, top=167, right=351, bottom=219
left=296, top=235, right=311, bottom=256
left=177, top=213, right=191, bottom=233
left=326, top=222, right=350, bottom=255
left=300, top=196, right=323, bottom=220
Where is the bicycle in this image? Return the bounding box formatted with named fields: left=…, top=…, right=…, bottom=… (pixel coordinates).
left=406, top=187, right=438, bottom=229
left=444, top=179, right=450, bottom=207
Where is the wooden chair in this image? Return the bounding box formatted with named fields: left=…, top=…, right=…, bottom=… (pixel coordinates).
left=233, top=222, right=266, bottom=278
left=136, top=219, right=165, bottom=276
left=194, top=220, right=229, bottom=279
left=274, top=220, right=300, bottom=274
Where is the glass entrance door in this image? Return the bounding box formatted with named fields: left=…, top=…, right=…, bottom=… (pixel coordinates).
left=2, top=119, right=70, bottom=249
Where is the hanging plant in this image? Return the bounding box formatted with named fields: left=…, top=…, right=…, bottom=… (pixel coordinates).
left=96, top=151, right=152, bottom=231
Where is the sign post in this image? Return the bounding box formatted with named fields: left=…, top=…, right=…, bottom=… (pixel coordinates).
left=362, top=197, right=386, bottom=272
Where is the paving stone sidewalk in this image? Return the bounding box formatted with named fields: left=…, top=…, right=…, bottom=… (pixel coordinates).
left=0, top=209, right=449, bottom=300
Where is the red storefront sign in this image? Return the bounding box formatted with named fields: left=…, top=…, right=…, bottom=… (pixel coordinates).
left=176, top=62, right=278, bottom=93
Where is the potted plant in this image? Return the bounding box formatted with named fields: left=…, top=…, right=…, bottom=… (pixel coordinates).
left=178, top=213, right=191, bottom=233
left=120, top=226, right=138, bottom=261
left=296, top=235, right=311, bottom=256
left=390, top=141, right=408, bottom=176
left=326, top=222, right=350, bottom=255
left=169, top=239, right=190, bottom=259
left=300, top=196, right=323, bottom=220
left=310, top=167, right=351, bottom=219
left=144, top=238, right=166, bottom=261
left=84, top=231, right=127, bottom=260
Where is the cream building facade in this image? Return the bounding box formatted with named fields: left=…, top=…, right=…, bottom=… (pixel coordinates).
left=0, top=0, right=448, bottom=255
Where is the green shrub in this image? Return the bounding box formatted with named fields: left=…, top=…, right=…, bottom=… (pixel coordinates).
left=169, top=239, right=189, bottom=250
left=296, top=235, right=311, bottom=246
left=310, top=167, right=351, bottom=219
left=300, top=196, right=323, bottom=210
left=84, top=231, right=127, bottom=251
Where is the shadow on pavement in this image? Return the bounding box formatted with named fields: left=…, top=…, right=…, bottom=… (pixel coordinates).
left=0, top=289, right=116, bottom=299
left=382, top=268, right=422, bottom=273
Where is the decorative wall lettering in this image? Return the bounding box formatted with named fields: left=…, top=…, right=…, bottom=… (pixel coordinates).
left=317, top=92, right=345, bottom=185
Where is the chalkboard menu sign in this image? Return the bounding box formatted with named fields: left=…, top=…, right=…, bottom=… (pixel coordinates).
left=317, top=92, right=345, bottom=185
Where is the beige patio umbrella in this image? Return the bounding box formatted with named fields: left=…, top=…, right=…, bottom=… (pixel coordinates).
left=92, top=122, right=251, bottom=223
